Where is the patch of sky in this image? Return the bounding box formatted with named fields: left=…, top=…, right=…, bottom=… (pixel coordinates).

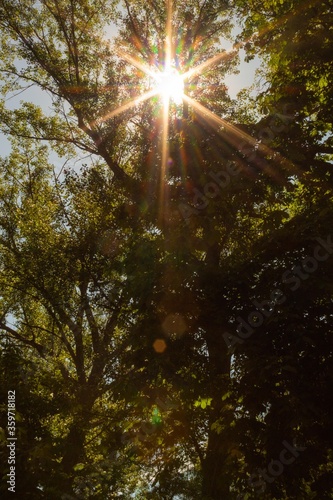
left=0, top=60, right=94, bottom=178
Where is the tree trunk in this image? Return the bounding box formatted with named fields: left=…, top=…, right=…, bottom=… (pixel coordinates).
left=60, top=384, right=99, bottom=495
left=201, top=241, right=233, bottom=499
left=201, top=323, right=233, bottom=499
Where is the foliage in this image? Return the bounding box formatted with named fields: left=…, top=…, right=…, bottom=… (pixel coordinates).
left=0, top=1, right=332, bottom=499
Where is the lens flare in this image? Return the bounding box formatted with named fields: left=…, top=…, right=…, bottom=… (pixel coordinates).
left=104, top=0, right=298, bottom=188
left=155, top=68, right=184, bottom=104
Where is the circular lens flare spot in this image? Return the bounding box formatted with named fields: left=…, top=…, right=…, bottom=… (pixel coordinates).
left=153, top=339, right=167, bottom=353
left=162, top=313, right=187, bottom=337
left=156, top=69, right=184, bottom=104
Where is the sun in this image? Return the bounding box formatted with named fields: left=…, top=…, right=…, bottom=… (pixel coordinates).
left=155, top=68, right=184, bottom=104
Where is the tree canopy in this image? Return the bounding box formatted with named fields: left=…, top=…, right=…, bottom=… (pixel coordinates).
left=0, top=1, right=332, bottom=499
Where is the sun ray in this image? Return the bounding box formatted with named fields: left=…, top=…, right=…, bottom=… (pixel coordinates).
left=183, top=95, right=258, bottom=147
left=183, top=46, right=239, bottom=82
left=158, top=0, right=174, bottom=224
left=159, top=95, right=170, bottom=221
left=95, top=88, right=158, bottom=124
left=114, top=47, right=157, bottom=79
left=182, top=94, right=299, bottom=180
left=165, top=0, right=173, bottom=70
left=161, top=99, right=170, bottom=172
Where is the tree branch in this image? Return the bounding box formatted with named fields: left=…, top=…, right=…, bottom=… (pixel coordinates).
left=0, top=322, right=46, bottom=357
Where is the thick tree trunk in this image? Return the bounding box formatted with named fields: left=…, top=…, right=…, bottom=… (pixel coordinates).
left=201, top=241, right=233, bottom=499
left=60, top=384, right=99, bottom=495
left=201, top=325, right=233, bottom=499
left=202, top=443, right=231, bottom=499
left=62, top=424, right=87, bottom=475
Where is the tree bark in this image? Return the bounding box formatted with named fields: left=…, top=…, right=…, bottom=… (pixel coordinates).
left=60, top=384, right=99, bottom=494
left=201, top=242, right=233, bottom=499
left=201, top=325, right=233, bottom=499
